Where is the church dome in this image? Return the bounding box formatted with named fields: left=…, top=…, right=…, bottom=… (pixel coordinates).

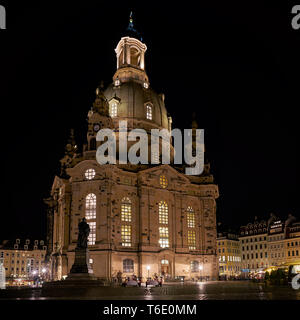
left=104, top=81, right=169, bottom=132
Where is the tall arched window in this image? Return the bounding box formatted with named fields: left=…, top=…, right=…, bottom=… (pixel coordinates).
left=123, top=259, right=134, bottom=273
left=187, top=206, right=195, bottom=228
left=85, top=193, right=96, bottom=245
left=159, top=201, right=168, bottom=224
left=121, top=197, right=132, bottom=222
left=146, top=104, right=152, bottom=120
left=110, top=102, right=118, bottom=117
left=188, top=230, right=196, bottom=250
left=85, top=194, right=96, bottom=219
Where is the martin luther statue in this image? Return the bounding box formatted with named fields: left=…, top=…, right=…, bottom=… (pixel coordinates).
left=77, top=218, right=90, bottom=249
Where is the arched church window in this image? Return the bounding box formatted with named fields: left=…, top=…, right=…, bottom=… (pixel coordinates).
left=85, top=193, right=96, bottom=245
left=159, top=175, right=168, bottom=188
left=88, top=222, right=96, bottom=245
left=110, top=102, right=118, bottom=117
left=123, top=259, right=134, bottom=273
left=85, top=168, right=95, bottom=180
left=121, top=225, right=131, bottom=247
left=190, top=260, right=199, bottom=272
left=85, top=193, right=96, bottom=219
left=187, top=206, right=195, bottom=228
left=188, top=230, right=196, bottom=250
left=121, top=197, right=132, bottom=222
left=146, top=104, right=152, bottom=120
left=158, top=227, right=169, bottom=248
left=159, top=201, right=168, bottom=224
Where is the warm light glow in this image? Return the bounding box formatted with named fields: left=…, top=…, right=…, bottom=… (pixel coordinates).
left=159, top=227, right=169, bottom=248
left=88, top=222, right=96, bottom=245
left=199, top=265, right=203, bottom=271
left=159, top=201, right=168, bottom=224
left=188, top=230, right=196, bottom=250
left=121, top=225, right=131, bottom=247
left=121, top=197, right=132, bottom=222
left=85, top=193, right=96, bottom=219
left=146, top=104, right=152, bottom=120
left=159, top=175, right=168, bottom=188
left=147, top=265, right=150, bottom=270
left=85, top=168, right=96, bottom=180
left=42, top=268, right=46, bottom=273
left=187, top=206, right=195, bottom=228
left=110, top=102, right=118, bottom=117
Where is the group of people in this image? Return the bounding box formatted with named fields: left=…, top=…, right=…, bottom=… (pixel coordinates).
left=120, top=274, right=164, bottom=287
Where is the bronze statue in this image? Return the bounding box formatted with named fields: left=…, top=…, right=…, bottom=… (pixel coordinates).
left=77, top=218, right=90, bottom=248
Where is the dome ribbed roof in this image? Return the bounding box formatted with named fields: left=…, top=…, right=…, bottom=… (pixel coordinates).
left=104, top=81, right=169, bottom=130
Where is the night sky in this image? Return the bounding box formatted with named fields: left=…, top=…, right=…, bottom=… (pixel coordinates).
left=0, top=1, right=299, bottom=241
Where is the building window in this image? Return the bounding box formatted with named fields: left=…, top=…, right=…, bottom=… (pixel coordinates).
left=146, top=104, right=152, bottom=120
left=161, top=259, right=169, bottom=265
left=85, top=168, right=96, bottom=180
left=123, top=259, right=134, bottom=273
left=159, top=175, right=168, bottom=188
left=88, top=222, right=96, bottom=245
left=188, top=230, right=196, bottom=250
left=159, top=227, right=169, bottom=248
left=159, top=201, right=168, bottom=224
left=190, top=260, right=199, bottom=272
left=110, top=102, right=118, bottom=117
left=187, top=206, right=195, bottom=228
left=85, top=193, right=96, bottom=219
left=121, top=197, right=132, bottom=222
left=121, top=225, right=131, bottom=247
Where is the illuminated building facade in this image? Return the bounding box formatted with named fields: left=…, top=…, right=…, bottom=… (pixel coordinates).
left=217, top=231, right=241, bottom=279
left=239, top=214, right=300, bottom=276
left=45, top=18, right=219, bottom=282
left=0, top=239, right=47, bottom=285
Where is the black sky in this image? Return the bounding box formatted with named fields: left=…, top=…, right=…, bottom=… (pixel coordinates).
left=0, top=1, right=299, bottom=240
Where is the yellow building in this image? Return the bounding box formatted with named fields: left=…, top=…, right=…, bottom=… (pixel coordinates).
left=0, top=239, right=47, bottom=286
left=239, top=214, right=300, bottom=278
left=284, top=219, right=300, bottom=264
left=217, top=232, right=241, bottom=279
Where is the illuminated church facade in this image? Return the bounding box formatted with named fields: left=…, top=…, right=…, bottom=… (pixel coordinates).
left=45, top=18, right=219, bottom=282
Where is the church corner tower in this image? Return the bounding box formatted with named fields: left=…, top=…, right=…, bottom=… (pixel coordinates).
left=46, top=13, right=219, bottom=282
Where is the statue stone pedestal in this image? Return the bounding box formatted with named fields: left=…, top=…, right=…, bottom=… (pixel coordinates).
left=70, top=247, right=93, bottom=274
left=42, top=218, right=103, bottom=296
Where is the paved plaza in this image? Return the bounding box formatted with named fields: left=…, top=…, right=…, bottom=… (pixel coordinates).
left=0, top=281, right=300, bottom=300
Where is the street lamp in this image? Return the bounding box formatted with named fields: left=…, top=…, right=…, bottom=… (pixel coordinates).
left=147, top=265, right=150, bottom=278
left=199, top=264, right=203, bottom=281
left=42, top=268, right=46, bottom=274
